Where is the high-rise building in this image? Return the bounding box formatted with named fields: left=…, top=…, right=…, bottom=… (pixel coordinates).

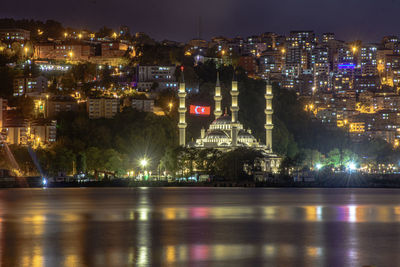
left=312, top=46, right=330, bottom=91
left=87, top=98, right=119, bottom=119
left=0, top=28, right=30, bottom=42
left=34, top=42, right=95, bottom=61
left=360, top=44, right=378, bottom=76
left=47, top=96, right=79, bottom=118
left=259, top=49, right=284, bottom=78
left=322, top=33, right=335, bottom=43
left=13, top=75, right=48, bottom=96
left=285, top=31, right=316, bottom=71
left=137, top=65, right=178, bottom=91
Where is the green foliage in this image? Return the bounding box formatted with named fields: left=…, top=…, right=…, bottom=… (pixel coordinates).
left=0, top=18, right=65, bottom=40
left=97, top=26, right=114, bottom=38
left=70, top=63, right=96, bottom=83
left=215, top=147, right=263, bottom=180
left=54, top=108, right=178, bottom=176
left=135, top=44, right=185, bottom=65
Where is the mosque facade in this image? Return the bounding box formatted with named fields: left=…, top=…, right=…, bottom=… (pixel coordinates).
left=178, top=74, right=281, bottom=173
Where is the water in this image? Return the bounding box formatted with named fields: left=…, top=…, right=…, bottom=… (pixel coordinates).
left=0, top=187, right=399, bottom=267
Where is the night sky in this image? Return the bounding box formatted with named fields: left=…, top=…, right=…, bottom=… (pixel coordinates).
left=2, top=0, right=400, bottom=42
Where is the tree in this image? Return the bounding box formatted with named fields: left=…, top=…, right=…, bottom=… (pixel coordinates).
left=195, top=148, right=222, bottom=174
left=215, top=148, right=263, bottom=181
left=86, top=147, right=102, bottom=174
left=97, top=26, right=114, bottom=38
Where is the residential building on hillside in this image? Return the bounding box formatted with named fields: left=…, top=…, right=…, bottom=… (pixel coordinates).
left=87, top=98, right=119, bottom=119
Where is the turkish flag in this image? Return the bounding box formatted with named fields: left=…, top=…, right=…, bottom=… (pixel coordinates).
left=190, top=105, right=211, bottom=116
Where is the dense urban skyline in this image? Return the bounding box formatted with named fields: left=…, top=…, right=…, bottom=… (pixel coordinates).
left=2, top=0, right=400, bottom=42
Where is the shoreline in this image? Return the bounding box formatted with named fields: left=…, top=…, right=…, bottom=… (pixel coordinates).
left=1, top=180, right=400, bottom=189
left=1, top=173, right=400, bottom=188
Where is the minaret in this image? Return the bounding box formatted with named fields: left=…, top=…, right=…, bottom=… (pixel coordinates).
left=178, top=71, right=187, bottom=147
left=214, top=72, right=222, bottom=119
left=230, top=78, right=239, bottom=146
left=265, top=82, right=273, bottom=152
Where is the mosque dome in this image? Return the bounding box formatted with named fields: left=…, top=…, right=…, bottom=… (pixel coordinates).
left=211, top=114, right=232, bottom=125
left=238, top=130, right=254, bottom=138
left=206, top=129, right=230, bottom=138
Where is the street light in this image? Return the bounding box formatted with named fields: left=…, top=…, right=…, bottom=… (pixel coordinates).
left=168, top=102, right=173, bottom=112
left=352, top=46, right=357, bottom=53
left=315, top=163, right=322, bottom=170
left=140, top=158, right=148, bottom=168
left=140, top=158, right=149, bottom=181
left=347, top=161, right=357, bottom=172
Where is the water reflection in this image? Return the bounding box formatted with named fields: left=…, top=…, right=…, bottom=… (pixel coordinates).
left=0, top=188, right=399, bottom=266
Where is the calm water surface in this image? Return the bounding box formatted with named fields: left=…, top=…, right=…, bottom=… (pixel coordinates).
left=0, top=187, right=400, bottom=267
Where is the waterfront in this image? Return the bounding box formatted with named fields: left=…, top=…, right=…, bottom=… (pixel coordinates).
left=0, top=188, right=400, bottom=266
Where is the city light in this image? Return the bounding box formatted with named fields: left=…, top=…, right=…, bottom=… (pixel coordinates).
left=347, top=161, right=357, bottom=171
left=140, top=158, right=148, bottom=168
left=315, top=163, right=322, bottom=170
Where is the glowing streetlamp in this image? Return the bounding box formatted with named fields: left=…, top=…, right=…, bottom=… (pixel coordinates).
left=168, top=102, right=173, bottom=112
left=315, top=163, right=322, bottom=170
left=347, top=161, right=357, bottom=172
left=140, top=158, right=148, bottom=168
left=64, top=32, right=68, bottom=38
left=78, top=33, right=82, bottom=39
left=68, top=51, right=73, bottom=59
left=351, top=46, right=357, bottom=54
left=140, top=158, right=149, bottom=180
left=24, top=47, right=28, bottom=57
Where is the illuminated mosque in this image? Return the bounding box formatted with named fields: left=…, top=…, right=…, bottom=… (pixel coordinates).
left=177, top=73, right=281, bottom=173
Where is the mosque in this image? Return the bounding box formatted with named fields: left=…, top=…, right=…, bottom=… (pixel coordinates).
left=177, top=73, right=281, bottom=173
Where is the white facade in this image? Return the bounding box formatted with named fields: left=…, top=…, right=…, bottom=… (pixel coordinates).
left=137, top=66, right=178, bottom=91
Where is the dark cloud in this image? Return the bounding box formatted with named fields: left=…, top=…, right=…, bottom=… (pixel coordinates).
left=1, top=0, right=400, bottom=42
